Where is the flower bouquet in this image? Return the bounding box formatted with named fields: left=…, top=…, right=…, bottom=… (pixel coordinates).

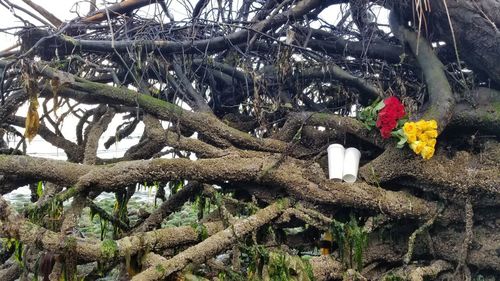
left=358, top=97, right=438, bottom=160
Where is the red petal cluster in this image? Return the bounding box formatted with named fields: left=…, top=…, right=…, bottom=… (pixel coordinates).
left=376, top=97, right=405, bottom=138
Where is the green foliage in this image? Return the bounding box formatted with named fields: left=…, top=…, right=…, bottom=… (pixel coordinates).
left=357, top=98, right=384, bottom=130
left=113, top=191, right=130, bottom=238
left=267, top=252, right=291, bottom=281
left=246, top=244, right=270, bottom=279
left=65, top=236, right=77, bottom=249
left=26, top=198, right=63, bottom=231
left=163, top=202, right=198, bottom=228
left=192, top=223, right=209, bottom=241
left=303, top=257, right=315, bottom=281
left=242, top=245, right=315, bottom=281
left=198, top=195, right=206, bottom=220
left=391, top=127, right=408, bottom=148
left=141, top=181, right=154, bottom=196
left=3, top=238, right=23, bottom=266
left=218, top=272, right=227, bottom=281
left=217, top=270, right=247, bottom=281
left=47, top=199, right=63, bottom=231
left=331, top=220, right=346, bottom=261
left=192, top=194, right=220, bottom=221
left=99, top=216, right=109, bottom=241
left=169, top=180, right=184, bottom=195
left=275, top=198, right=290, bottom=210
left=36, top=181, right=44, bottom=198
left=330, top=216, right=368, bottom=271
left=88, top=205, right=111, bottom=241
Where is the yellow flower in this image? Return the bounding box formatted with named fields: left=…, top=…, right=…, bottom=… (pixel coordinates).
left=410, top=141, right=425, bottom=154
left=426, top=138, right=436, bottom=148
left=415, top=120, right=428, bottom=131
left=425, top=129, right=438, bottom=138
left=428, top=120, right=438, bottom=130
left=403, top=122, right=418, bottom=143
left=402, top=119, right=438, bottom=158
left=418, top=133, right=429, bottom=142
left=407, top=133, right=417, bottom=143
left=403, top=122, right=417, bottom=136
left=421, top=145, right=435, bottom=160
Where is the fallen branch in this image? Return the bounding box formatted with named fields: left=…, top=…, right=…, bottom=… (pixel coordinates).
left=81, top=0, right=162, bottom=23
left=359, top=147, right=500, bottom=206
left=0, top=194, right=226, bottom=263
left=132, top=182, right=203, bottom=233
left=408, top=260, right=453, bottom=281
left=131, top=200, right=289, bottom=280
left=21, top=0, right=62, bottom=27
left=0, top=262, right=22, bottom=281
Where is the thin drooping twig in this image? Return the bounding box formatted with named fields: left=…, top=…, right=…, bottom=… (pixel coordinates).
left=453, top=197, right=474, bottom=280
left=404, top=204, right=444, bottom=264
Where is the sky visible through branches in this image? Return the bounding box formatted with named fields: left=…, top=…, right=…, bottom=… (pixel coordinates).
left=0, top=0, right=389, bottom=159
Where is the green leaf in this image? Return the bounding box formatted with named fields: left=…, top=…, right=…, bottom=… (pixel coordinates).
left=192, top=223, right=209, bottom=241
left=14, top=240, right=23, bottom=265
left=391, top=128, right=403, bottom=137
left=396, top=136, right=408, bottom=148
left=36, top=181, right=43, bottom=198
left=374, top=100, right=385, bottom=111
left=397, top=118, right=408, bottom=127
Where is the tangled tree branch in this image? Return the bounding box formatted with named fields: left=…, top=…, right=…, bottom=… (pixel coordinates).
left=0, top=0, right=498, bottom=280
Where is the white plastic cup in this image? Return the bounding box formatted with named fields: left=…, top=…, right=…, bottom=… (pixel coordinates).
left=327, top=144, right=345, bottom=181
left=342, top=147, right=361, bottom=183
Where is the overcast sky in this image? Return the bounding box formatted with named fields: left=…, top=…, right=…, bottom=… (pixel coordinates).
left=0, top=1, right=73, bottom=50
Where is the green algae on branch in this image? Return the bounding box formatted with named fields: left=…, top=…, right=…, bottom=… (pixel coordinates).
left=71, top=79, right=184, bottom=118
left=101, top=239, right=118, bottom=259
left=155, top=264, right=166, bottom=274
left=276, top=198, right=290, bottom=210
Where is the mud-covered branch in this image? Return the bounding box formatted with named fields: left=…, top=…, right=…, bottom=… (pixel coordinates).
left=0, top=154, right=470, bottom=222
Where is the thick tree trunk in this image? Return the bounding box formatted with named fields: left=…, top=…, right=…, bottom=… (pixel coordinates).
left=393, top=0, right=500, bottom=86
left=430, top=0, right=500, bottom=85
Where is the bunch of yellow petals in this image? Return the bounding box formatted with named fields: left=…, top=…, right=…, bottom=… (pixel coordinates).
left=403, top=120, right=438, bottom=160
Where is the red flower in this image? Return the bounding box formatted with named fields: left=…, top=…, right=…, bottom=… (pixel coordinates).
left=383, top=97, right=405, bottom=119
left=376, top=97, right=405, bottom=139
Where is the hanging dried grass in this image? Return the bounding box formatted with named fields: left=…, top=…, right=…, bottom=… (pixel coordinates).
left=24, top=96, right=40, bottom=142
left=22, top=71, right=40, bottom=142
